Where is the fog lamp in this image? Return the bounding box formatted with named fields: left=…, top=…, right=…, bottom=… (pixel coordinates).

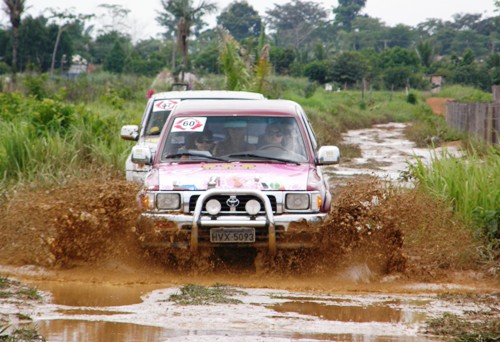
left=206, top=199, right=221, bottom=215
left=245, top=199, right=261, bottom=215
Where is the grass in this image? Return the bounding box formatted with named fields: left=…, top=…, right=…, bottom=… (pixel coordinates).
left=407, top=146, right=500, bottom=267
left=0, top=277, right=43, bottom=340
left=425, top=293, right=500, bottom=341
left=0, top=277, right=42, bottom=301
left=435, top=84, right=493, bottom=102
left=168, top=284, right=246, bottom=305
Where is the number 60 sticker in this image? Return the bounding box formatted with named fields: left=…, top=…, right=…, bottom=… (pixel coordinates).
left=171, top=117, right=207, bottom=132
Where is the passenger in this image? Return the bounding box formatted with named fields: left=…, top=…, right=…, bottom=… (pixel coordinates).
left=192, top=130, right=215, bottom=153
left=258, top=123, right=284, bottom=147
left=282, top=120, right=304, bottom=155
left=213, top=120, right=252, bottom=156
left=178, top=130, right=214, bottom=157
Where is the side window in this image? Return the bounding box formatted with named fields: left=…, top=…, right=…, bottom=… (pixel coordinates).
left=140, top=98, right=154, bottom=131
left=296, top=106, right=318, bottom=150
left=146, top=110, right=171, bottom=135
left=144, top=99, right=180, bottom=136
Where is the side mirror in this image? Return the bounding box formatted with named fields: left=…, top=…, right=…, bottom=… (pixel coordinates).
left=131, top=145, right=153, bottom=165
left=121, top=125, right=139, bottom=141
left=317, top=146, right=340, bottom=165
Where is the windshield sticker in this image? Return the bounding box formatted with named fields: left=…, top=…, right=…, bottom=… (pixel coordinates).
left=153, top=99, right=180, bottom=112
left=171, top=117, right=207, bottom=132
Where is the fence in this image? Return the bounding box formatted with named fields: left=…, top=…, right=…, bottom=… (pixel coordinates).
left=446, top=101, right=500, bottom=145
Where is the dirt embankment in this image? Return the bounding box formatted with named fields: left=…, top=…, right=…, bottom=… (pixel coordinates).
left=426, top=97, right=454, bottom=116
left=0, top=175, right=487, bottom=283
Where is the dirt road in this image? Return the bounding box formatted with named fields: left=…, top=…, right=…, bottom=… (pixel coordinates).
left=0, top=123, right=498, bottom=341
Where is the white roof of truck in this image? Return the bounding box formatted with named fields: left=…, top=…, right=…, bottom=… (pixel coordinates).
left=150, top=90, right=265, bottom=101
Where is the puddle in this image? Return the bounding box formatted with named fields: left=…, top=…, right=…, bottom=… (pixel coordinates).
left=36, top=320, right=171, bottom=342
left=270, top=296, right=353, bottom=303
left=330, top=122, right=462, bottom=182
left=56, top=309, right=131, bottom=315
left=29, top=281, right=160, bottom=306
left=267, top=301, right=427, bottom=323
left=36, top=320, right=431, bottom=342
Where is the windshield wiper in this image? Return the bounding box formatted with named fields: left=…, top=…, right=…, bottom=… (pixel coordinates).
left=227, top=153, right=300, bottom=165
left=164, top=153, right=228, bottom=162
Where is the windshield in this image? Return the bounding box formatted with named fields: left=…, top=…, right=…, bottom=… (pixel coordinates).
left=161, top=116, right=308, bottom=163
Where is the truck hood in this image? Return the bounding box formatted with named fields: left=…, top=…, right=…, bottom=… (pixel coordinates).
left=152, top=163, right=311, bottom=191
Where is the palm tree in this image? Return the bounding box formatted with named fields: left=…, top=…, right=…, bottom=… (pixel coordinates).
left=157, top=0, right=217, bottom=81
left=2, top=0, right=27, bottom=76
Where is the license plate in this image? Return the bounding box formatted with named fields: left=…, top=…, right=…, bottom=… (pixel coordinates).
left=210, top=228, right=255, bottom=243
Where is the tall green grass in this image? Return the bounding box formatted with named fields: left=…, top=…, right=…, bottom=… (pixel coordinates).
left=436, top=85, right=493, bottom=102
left=408, top=147, right=500, bottom=259
left=0, top=90, right=141, bottom=193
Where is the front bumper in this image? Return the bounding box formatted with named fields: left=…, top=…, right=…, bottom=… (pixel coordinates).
left=139, top=188, right=327, bottom=254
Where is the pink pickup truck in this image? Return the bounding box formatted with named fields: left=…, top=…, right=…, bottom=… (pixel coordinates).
left=132, top=99, right=340, bottom=255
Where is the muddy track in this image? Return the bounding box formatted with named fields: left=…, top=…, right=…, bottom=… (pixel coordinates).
left=0, top=123, right=498, bottom=341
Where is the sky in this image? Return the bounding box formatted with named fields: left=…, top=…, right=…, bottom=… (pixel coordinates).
left=1, top=0, right=498, bottom=41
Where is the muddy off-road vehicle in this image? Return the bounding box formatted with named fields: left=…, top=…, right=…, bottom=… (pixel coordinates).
left=120, top=90, right=265, bottom=182
left=133, top=99, right=340, bottom=255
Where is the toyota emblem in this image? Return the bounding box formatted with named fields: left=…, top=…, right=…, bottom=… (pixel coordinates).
left=226, top=196, right=240, bottom=210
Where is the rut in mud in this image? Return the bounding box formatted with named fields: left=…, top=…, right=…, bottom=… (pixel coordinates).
left=0, top=175, right=480, bottom=280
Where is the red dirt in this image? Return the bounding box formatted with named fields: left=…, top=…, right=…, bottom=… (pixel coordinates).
left=426, top=97, right=454, bottom=116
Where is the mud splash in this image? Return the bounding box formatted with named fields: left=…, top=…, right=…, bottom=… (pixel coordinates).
left=0, top=175, right=481, bottom=281
left=0, top=177, right=143, bottom=269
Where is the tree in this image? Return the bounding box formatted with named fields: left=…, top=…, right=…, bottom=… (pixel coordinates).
left=46, top=9, right=94, bottom=74
left=104, top=40, right=126, bottom=73
left=332, top=0, right=366, bottom=32
left=91, top=31, right=131, bottom=65
left=415, top=40, right=435, bottom=68
left=341, top=16, right=386, bottom=51
left=97, top=4, right=131, bottom=35
left=217, top=26, right=251, bottom=90
left=385, top=24, right=416, bottom=49
left=156, top=0, right=217, bottom=79
left=2, top=0, right=26, bottom=75
left=378, top=46, right=420, bottom=70
left=329, top=51, right=369, bottom=87
left=217, top=1, right=261, bottom=41
left=303, top=60, right=328, bottom=83
left=17, top=16, right=51, bottom=71
left=269, top=46, right=295, bottom=74
left=265, top=0, right=328, bottom=49
left=486, top=52, right=500, bottom=85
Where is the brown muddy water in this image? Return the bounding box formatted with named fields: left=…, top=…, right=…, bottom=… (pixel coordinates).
left=0, top=123, right=498, bottom=341
left=4, top=265, right=476, bottom=342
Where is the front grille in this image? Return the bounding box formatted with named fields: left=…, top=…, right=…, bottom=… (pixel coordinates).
left=189, top=194, right=277, bottom=214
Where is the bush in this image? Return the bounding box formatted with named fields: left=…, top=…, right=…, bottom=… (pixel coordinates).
left=303, top=61, right=329, bottom=84
left=407, top=92, right=417, bottom=104
left=23, top=74, right=48, bottom=100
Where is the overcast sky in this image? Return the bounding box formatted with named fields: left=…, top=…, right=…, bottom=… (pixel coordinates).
left=2, top=0, right=498, bottom=41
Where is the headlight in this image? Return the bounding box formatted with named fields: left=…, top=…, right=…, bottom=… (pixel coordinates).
left=156, top=193, right=181, bottom=210
left=245, top=199, right=261, bottom=215
left=206, top=199, right=222, bottom=215
left=286, top=193, right=310, bottom=210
